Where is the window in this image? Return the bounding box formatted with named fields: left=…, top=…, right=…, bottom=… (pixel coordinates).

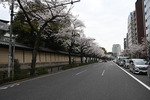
left=146, top=19, right=147, bottom=22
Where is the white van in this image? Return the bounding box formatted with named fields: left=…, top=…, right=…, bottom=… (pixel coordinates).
left=129, top=59, right=148, bottom=74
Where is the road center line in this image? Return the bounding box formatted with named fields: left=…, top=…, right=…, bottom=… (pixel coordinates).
left=102, top=70, right=105, bottom=76
left=76, top=70, right=87, bottom=75
left=114, top=62, right=150, bottom=91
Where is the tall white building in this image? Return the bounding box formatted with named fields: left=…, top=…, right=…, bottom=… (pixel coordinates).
left=127, top=11, right=137, bottom=47
left=144, top=0, right=150, bottom=37
left=112, top=44, right=121, bottom=57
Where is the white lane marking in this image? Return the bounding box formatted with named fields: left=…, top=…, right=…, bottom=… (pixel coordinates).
left=10, top=85, right=15, bottom=88
left=9, top=83, right=20, bottom=88
left=16, top=83, right=20, bottom=86
left=102, top=70, right=105, bottom=76
left=113, top=62, right=150, bottom=91
left=0, top=87, right=8, bottom=90
left=0, top=83, right=20, bottom=90
left=76, top=70, right=87, bottom=75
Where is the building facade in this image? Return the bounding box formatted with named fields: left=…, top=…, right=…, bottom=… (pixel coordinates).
left=124, top=0, right=149, bottom=59
left=127, top=11, right=137, bottom=47
left=124, top=38, right=127, bottom=49
left=112, top=44, right=121, bottom=57
left=135, top=0, right=146, bottom=44
left=144, top=0, right=150, bottom=37
left=144, top=0, right=150, bottom=60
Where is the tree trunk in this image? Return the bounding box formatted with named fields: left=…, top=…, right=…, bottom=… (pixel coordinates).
left=85, top=56, right=87, bottom=63
left=81, top=56, right=83, bottom=64
left=69, top=51, right=72, bottom=67
left=30, top=33, right=40, bottom=76
left=80, top=49, right=83, bottom=64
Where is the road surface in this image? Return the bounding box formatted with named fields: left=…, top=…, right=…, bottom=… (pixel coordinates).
left=0, top=61, right=150, bottom=100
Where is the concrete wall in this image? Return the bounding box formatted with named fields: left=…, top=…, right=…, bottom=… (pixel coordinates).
left=0, top=47, right=81, bottom=71
left=0, top=48, right=8, bottom=64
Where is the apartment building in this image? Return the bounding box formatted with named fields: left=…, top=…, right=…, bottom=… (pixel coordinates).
left=127, top=11, right=137, bottom=47
left=124, top=38, right=127, bottom=49
left=144, top=0, right=150, bottom=37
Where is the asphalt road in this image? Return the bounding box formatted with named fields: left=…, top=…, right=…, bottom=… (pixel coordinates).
left=0, top=61, right=150, bottom=100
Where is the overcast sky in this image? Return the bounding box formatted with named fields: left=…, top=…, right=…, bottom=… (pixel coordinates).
left=0, top=0, right=136, bottom=52
left=71, top=0, right=136, bottom=52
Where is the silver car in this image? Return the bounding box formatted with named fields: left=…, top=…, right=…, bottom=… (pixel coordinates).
left=129, top=59, right=148, bottom=74
left=123, top=59, right=130, bottom=69
left=117, top=57, right=129, bottom=66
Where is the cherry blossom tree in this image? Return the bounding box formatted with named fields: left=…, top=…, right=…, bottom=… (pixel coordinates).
left=84, top=42, right=105, bottom=62
left=75, top=35, right=95, bottom=63
left=122, top=44, right=145, bottom=58
left=121, top=48, right=130, bottom=57
left=0, top=0, right=80, bottom=75
left=147, top=32, right=150, bottom=60
left=140, top=36, right=150, bottom=60
left=56, top=15, right=85, bottom=66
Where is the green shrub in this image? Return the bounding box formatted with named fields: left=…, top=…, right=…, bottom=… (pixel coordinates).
left=0, top=77, right=11, bottom=84
left=62, top=63, right=79, bottom=70
left=36, top=67, right=48, bottom=75
left=14, top=59, right=21, bottom=74
left=0, top=71, right=3, bottom=80
left=0, top=71, right=11, bottom=84
left=14, top=69, right=30, bottom=80
left=62, top=65, right=71, bottom=70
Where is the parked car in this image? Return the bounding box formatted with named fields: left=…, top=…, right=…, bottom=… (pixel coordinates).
left=102, top=59, right=107, bottom=62
left=129, top=59, right=148, bottom=74
left=123, top=59, right=130, bottom=69
left=117, top=57, right=129, bottom=66
left=113, top=58, right=117, bottom=63
left=147, top=63, right=150, bottom=79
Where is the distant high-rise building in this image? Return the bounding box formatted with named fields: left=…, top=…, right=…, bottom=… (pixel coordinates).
left=112, top=44, right=121, bottom=57
left=135, top=0, right=146, bottom=44
left=126, top=33, right=129, bottom=49
left=144, top=0, right=150, bottom=37
left=127, top=11, right=137, bottom=47
left=124, top=38, right=127, bottom=49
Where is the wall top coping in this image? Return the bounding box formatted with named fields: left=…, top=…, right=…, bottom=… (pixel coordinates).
left=0, top=39, right=80, bottom=57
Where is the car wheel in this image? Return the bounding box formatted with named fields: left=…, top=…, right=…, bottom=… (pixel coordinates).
left=124, top=65, right=127, bottom=68
left=129, top=67, right=131, bottom=71
left=123, top=65, right=125, bottom=68
left=133, top=68, right=136, bottom=74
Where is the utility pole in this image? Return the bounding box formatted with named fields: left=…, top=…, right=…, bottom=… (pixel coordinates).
left=8, top=0, right=14, bottom=78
